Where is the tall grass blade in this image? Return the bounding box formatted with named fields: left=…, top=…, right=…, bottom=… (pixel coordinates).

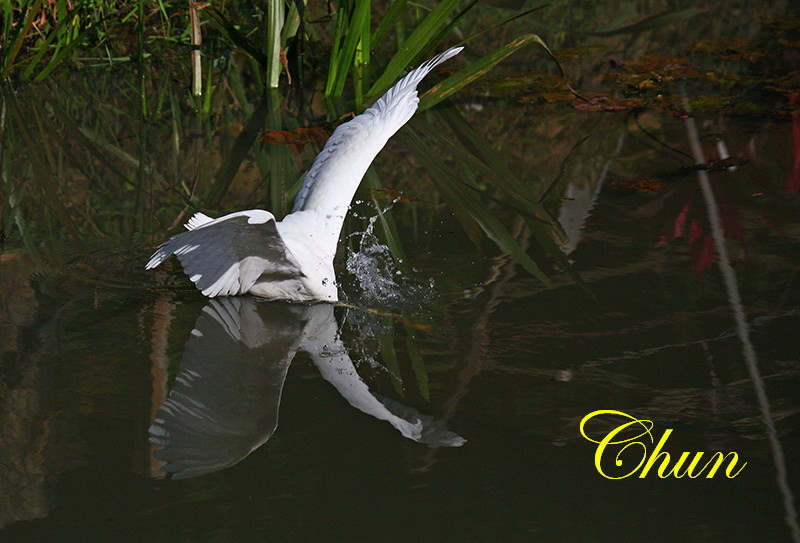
left=353, top=1, right=371, bottom=104
left=326, top=2, right=347, bottom=96
left=0, top=98, right=40, bottom=260
left=432, top=109, right=591, bottom=293
left=266, top=89, right=292, bottom=217
left=31, top=25, right=90, bottom=83
left=20, top=1, right=84, bottom=81
left=265, top=0, right=285, bottom=88
left=405, top=329, right=429, bottom=400
left=371, top=0, right=408, bottom=44
left=422, top=34, right=584, bottom=110
left=422, top=0, right=477, bottom=61
left=380, top=329, right=405, bottom=396
left=435, top=107, right=561, bottom=229
left=362, top=169, right=413, bottom=270
left=135, top=0, right=148, bottom=229
left=5, top=92, right=81, bottom=243
left=280, top=1, right=304, bottom=44
left=366, top=0, right=462, bottom=99
left=190, top=3, right=202, bottom=96
left=589, top=8, right=706, bottom=37
left=201, top=6, right=268, bottom=65
left=205, top=98, right=270, bottom=209
left=414, top=116, right=553, bottom=227
left=1, top=0, right=45, bottom=79
left=47, top=98, right=134, bottom=185
left=401, top=128, right=552, bottom=287
left=326, top=0, right=371, bottom=99
left=465, top=5, right=547, bottom=44
left=420, top=34, right=535, bottom=110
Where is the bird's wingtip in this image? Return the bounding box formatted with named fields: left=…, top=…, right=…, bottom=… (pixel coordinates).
left=410, top=46, right=463, bottom=77
left=434, top=46, right=464, bottom=65
left=145, top=249, right=167, bottom=270
left=185, top=212, right=214, bottom=231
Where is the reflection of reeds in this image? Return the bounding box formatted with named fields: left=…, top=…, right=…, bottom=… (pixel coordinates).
left=5, top=88, right=82, bottom=244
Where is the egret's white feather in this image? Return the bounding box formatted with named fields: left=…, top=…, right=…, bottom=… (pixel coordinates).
left=146, top=47, right=463, bottom=302
left=185, top=212, right=214, bottom=230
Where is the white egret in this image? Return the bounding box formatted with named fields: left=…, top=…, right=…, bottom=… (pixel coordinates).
left=146, top=47, right=463, bottom=302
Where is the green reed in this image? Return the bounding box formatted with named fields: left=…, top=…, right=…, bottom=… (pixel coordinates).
left=2, top=0, right=591, bottom=291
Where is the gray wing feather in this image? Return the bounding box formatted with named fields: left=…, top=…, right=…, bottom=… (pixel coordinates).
left=146, top=216, right=302, bottom=297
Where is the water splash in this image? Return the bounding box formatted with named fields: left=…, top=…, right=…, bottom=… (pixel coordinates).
left=341, top=308, right=394, bottom=372
left=343, top=200, right=434, bottom=309
left=339, top=199, right=435, bottom=375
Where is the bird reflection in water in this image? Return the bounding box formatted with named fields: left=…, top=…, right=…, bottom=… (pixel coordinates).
left=149, top=297, right=464, bottom=479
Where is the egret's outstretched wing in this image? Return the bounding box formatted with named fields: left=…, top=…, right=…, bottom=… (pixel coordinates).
left=145, top=47, right=463, bottom=301
left=145, top=210, right=303, bottom=297
left=292, top=46, right=463, bottom=216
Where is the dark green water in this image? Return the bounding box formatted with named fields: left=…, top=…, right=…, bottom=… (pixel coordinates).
left=3, top=3, right=800, bottom=541
left=3, top=110, right=799, bottom=540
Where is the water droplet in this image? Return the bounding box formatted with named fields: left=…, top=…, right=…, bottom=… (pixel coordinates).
left=343, top=199, right=434, bottom=307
